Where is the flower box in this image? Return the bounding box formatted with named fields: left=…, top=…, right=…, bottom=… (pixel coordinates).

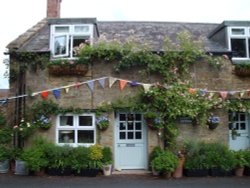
left=48, top=64, right=89, bottom=76
left=234, top=67, right=250, bottom=77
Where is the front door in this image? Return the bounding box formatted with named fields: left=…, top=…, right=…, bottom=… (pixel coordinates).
left=229, top=112, right=250, bottom=150
left=114, top=112, right=147, bottom=170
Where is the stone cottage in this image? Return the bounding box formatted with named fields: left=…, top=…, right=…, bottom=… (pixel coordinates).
left=5, top=0, right=250, bottom=170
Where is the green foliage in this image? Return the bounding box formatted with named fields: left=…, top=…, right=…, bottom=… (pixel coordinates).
left=233, top=150, right=248, bottom=168
left=244, top=150, right=250, bottom=167
left=235, top=62, right=250, bottom=69
left=184, top=141, right=235, bottom=171
left=0, top=128, right=12, bottom=144
left=151, top=150, right=179, bottom=173
left=0, top=145, right=12, bottom=161
left=0, top=113, right=6, bottom=126
left=88, top=144, right=103, bottom=169
left=102, top=147, right=113, bottom=165
left=70, top=147, right=90, bottom=173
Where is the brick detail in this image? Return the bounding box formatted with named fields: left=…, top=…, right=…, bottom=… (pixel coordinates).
left=47, top=0, right=61, bottom=18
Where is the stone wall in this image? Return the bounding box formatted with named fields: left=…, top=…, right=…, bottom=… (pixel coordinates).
left=8, top=56, right=248, bottom=152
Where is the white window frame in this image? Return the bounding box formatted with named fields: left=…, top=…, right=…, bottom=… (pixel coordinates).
left=56, top=113, right=96, bottom=147
left=228, top=26, right=250, bottom=60
left=50, top=24, right=94, bottom=59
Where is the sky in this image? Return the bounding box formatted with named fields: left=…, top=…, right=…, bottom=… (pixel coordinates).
left=0, top=0, right=249, bottom=89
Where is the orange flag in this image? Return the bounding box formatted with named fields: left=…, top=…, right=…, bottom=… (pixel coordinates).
left=119, top=80, right=127, bottom=91
left=189, top=88, right=197, bottom=94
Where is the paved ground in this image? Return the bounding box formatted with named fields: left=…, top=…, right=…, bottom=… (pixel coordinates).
left=0, top=173, right=250, bottom=188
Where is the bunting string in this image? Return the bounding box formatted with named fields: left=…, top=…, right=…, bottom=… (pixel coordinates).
left=1, top=76, right=250, bottom=104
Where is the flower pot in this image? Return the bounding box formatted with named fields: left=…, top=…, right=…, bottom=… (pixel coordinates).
left=235, top=167, right=244, bottom=177
left=0, top=160, right=9, bottom=173
left=152, top=166, right=160, bottom=176
left=103, top=164, right=112, bottom=176
left=14, top=160, right=29, bottom=175
left=208, top=123, right=218, bottom=130
left=209, top=168, right=233, bottom=177
left=172, top=157, right=185, bottom=178
left=48, top=64, right=89, bottom=76
left=244, top=167, right=250, bottom=176
left=184, top=169, right=209, bottom=177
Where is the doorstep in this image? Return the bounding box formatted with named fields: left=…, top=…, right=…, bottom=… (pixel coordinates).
left=112, top=170, right=151, bottom=175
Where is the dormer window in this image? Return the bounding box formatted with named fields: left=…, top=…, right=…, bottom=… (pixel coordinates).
left=229, top=27, right=250, bottom=59
left=50, top=24, right=93, bottom=59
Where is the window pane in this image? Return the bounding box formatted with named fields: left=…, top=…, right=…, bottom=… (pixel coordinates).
left=60, top=116, right=73, bottom=126
left=54, top=35, right=67, bottom=55
left=135, top=123, right=142, bottom=130
left=78, top=130, right=94, bottom=143
left=58, top=130, right=74, bottom=143
left=120, top=114, right=126, bottom=121
left=136, top=132, right=142, bottom=139
left=72, top=36, right=89, bottom=57
left=55, top=26, right=69, bottom=33
left=128, top=132, right=134, bottom=139
left=232, top=28, right=245, bottom=35
left=231, top=38, right=247, bottom=57
left=119, top=122, right=126, bottom=130
left=240, top=123, right=246, bottom=130
left=135, top=114, right=142, bottom=121
left=79, top=116, right=92, bottom=126
left=128, top=122, right=133, bottom=130
left=120, top=132, right=125, bottom=139
left=74, top=26, right=89, bottom=33
left=240, top=114, right=245, bottom=121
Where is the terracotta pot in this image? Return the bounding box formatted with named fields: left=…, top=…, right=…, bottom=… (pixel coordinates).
left=172, top=157, right=185, bottom=178
left=235, top=167, right=244, bottom=177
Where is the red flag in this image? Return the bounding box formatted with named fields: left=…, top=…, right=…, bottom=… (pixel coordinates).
left=219, top=91, right=228, bottom=99
left=41, top=91, right=49, bottom=99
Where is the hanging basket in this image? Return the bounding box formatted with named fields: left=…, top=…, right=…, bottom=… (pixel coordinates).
left=48, top=64, right=89, bottom=76
left=234, top=67, right=250, bottom=77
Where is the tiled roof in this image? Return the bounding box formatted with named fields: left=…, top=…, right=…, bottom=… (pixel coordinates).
left=6, top=18, right=230, bottom=53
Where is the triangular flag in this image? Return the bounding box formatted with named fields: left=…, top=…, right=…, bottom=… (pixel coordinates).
left=143, top=84, right=152, bottom=92
left=109, top=77, right=117, bottom=88
left=65, top=87, right=70, bottom=93
left=198, top=89, right=207, bottom=96
left=189, top=88, right=197, bottom=94
left=53, top=89, right=61, bottom=99
left=130, top=81, right=140, bottom=87
left=119, top=80, right=127, bottom=91
left=208, top=92, right=215, bottom=99
left=229, top=91, right=236, bottom=96
left=98, top=78, right=106, bottom=89
left=41, top=91, right=49, bottom=99
left=31, top=93, right=38, bottom=97
left=87, top=80, right=95, bottom=92
left=239, top=92, right=245, bottom=98
left=219, top=91, right=228, bottom=99
left=75, top=82, right=81, bottom=89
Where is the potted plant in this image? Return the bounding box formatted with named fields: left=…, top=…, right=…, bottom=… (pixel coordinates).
left=150, top=150, right=178, bottom=178
left=233, top=150, right=248, bottom=177
left=0, top=145, right=12, bottom=173
left=231, top=129, right=240, bottom=140
left=149, top=146, right=163, bottom=176
left=96, top=115, right=109, bottom=131
left=144, top=111, right=163, bottom=130
left=70, top=146, right=89, bottom=176
left=101, top=146, right=113, bottom=176
left=207, top=115, right=220, bottom=130
left=244, top=150, right=250, bottom=176
left=172, top=150, right=185, bottom=178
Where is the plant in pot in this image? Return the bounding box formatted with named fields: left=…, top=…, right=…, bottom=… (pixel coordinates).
left=0, top=145, right=12, bottom=173
left=233, top=150, right=248, bottom=177
left=244, top=149, right=250, bottom=176
left=70, top=146, right=89, bottom=176
left=150, top=150, right=178, bottom=178
left=184, top=141, right=210, bottom=177
left=96, top=115, right=110, bottom=131
left=102, top=146, right=113, bottom=176
left=149, top=146, right=163, bottom=176
left=172, top=150, right=186, bottom=178
left=207, top=115, right=220, bottom=130
left=144, top=111, right=163, bottom=130
left=86, top=144, right=103, bottom=177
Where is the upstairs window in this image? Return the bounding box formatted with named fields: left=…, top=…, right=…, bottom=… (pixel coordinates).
left=50, top=24, right=93, bottom=59
left=229, top=27, right=250, bottom=59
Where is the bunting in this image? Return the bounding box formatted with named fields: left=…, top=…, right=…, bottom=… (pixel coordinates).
left=87, top=80, right=95, bottom=92
left=98, top=77, right=106, bottom=88
left=109, top=77, right=117, bottom=88
left=119, top=80, right=127, bottom=91
left=3, top=76, right=250, bottom=102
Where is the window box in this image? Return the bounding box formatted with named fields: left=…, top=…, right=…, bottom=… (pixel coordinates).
left=234, top=66, right=250, bottom=77
left=48, top=64, right=88, bottom=76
